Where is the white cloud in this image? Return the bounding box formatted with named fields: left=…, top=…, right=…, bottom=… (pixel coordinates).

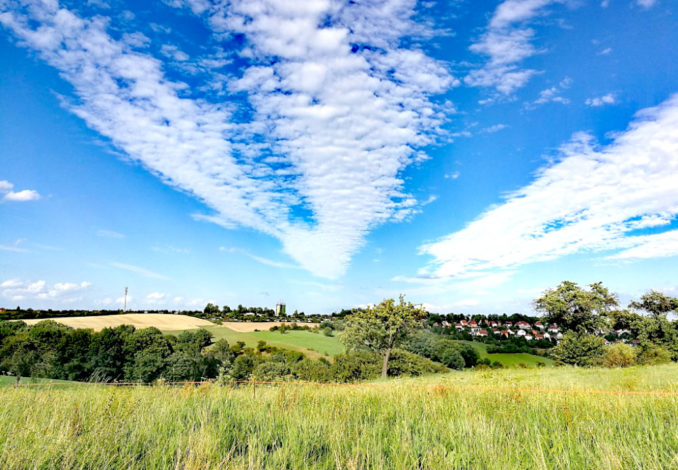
left=586, top=93, right=616, bottom=107
left=637, top=0, right=657, bottom=9
left=609, top=230, right=678, bottom=260
left=97, top=229, right=125, bottom=238
left=1, top=0, right=454, bottom=279
left=480, top=124, right=508, bottom=134
left=529, top=77, right=571, bottom=107
left=0, top=180, right=41, bottom=201
left=0, top=279, right=90, bottom=301
left=110, top=262, right=170, bottom=280
left=418, top=94, right=678, bottom=278
left=444, top=171, right=460, bottom=180
left=466, top=0, right=560, bottom=94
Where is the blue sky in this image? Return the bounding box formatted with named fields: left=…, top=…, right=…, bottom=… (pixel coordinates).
left=1, top=0, right=677, bottom=314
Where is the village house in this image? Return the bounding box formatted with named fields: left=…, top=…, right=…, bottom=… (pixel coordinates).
left=516, top=321, right=531, bottom=330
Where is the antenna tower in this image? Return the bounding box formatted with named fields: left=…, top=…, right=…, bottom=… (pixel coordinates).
left=124, top=287, right=128, bottom=311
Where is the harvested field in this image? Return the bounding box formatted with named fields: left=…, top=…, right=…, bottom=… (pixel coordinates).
left=21, top=314, right=215, bottom=331
left=220, top=321, right=318, bottom=332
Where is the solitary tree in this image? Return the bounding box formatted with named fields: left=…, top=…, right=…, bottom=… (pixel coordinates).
left=341, top=296, right=425, bottom=378
left=534, top=281, right=618, bottom=333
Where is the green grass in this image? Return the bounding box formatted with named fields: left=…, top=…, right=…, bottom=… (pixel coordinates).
left=0, top=376, right=82, bottom=387
left=0, top=364, right=676, bottom=469
left=250, top=330, right=345, bottom=357
left=170, top=326, right=344, bottom=359
left=454, top=340, right=555, bottom=367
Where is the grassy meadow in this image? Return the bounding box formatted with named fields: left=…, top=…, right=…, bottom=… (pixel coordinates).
left=1, top=364, right=677, bottom=469
left=455, top=340, right=555, bottom=367
left=173, top=325, right=345, bottom=359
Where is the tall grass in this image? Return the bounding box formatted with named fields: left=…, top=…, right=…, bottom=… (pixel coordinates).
left=1, top=365, right=677, bottom=469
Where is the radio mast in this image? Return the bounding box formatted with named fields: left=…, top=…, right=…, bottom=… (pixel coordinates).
left=123, top=287, right=128, bottom=311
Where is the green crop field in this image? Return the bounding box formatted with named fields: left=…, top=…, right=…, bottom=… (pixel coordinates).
left=171, top=325, right=344, bottom=359
left=0, top=364, right=676, bottom=469
left=454, top=340, right=555, bottom=367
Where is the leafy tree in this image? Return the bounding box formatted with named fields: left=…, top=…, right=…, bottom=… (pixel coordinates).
left=629, top=291, right=678, bottom=319
left=534, top=281, right=618, bottom=333
left=342, top=296, right=425, bottom=378
left=88, top=325, right=135, bottom=382
left=230, top=354, right=255, bottom=381
left=175, top=329, right=212, bottom=353
left=204, top=303, right=219, bottom=315
left=206, top=339, right=235, bottom=365
left=550, top=331, right=605, bottom=366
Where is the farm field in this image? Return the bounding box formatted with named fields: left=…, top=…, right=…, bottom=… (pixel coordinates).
left=1, top=364, right=676, bottom=469
left=455, top=340, right=555, bottom=367
left=20, top=314, right=216, bottom=331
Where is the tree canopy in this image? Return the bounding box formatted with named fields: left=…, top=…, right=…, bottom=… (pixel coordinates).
left=341, top=296, right=425, bottom=378
left=534, top=281, right=618, bottom=333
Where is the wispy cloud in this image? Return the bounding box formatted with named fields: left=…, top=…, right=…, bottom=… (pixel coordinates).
left=110, top=262, right=170, bottom=280
left=1, top=0, right=455, bottom=279
left=0, top=238, right=28, bottom=253
left=586, top=93, right=616, bottom=107
left=219, top=246, right=299, bottom=269
left=418, top=94, right=678, bottom=278
left=528, top=77, right=571, bottom=107
left=97, top=229, right=125, bottom=239
left=636, top=0, right=657, bottom=9
left=465, top=0, right=560, bottom=95
left=0, top=180, right=40, bottom=201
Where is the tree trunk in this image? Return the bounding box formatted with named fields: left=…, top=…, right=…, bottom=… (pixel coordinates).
left=381, top=347, right=392, bottom=378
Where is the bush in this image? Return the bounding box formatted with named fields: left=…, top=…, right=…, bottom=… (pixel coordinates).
left=386, top=349, right=448, bottom=377
left=230, top=355, right=255, bottom=380
left=602, top=343, right=637, bottom=368
left=251, top=361, right=290, bottom=381
left=292, top=359, right=332, bottom=382
left=636, top=344, right=672, bottom=365
left=439, top=348, right=465, bottom=370
left=550, top=332, right=605, bottom=367
left=329, top=351, right=380, bottom=382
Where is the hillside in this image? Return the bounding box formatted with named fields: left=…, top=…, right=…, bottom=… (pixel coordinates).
left=1, top=364, right=676, bottom=469
left=171, top=325, right=344, bottom=360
